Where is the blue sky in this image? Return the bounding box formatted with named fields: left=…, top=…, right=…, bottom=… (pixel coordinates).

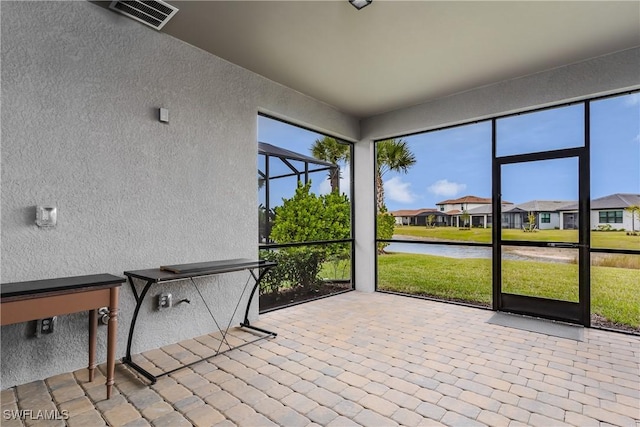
left=259, top=92, right=639, bottom=211
left=258, top=117, right=351, bottom=209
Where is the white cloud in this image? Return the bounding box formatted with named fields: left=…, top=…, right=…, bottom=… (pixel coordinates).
left=385, top=176, right=416, bottom=203
left=427, top=179, right=466, bottom=197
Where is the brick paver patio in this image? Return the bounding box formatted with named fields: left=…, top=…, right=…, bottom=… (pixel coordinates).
left=2, top=292, right=638, bottom=426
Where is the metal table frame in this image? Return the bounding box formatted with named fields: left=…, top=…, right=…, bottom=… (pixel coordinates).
left=122, top=259, right=276, bottom=383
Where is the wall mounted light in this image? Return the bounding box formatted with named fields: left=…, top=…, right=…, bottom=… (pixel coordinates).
left=349, top=0, right=372, bottom=10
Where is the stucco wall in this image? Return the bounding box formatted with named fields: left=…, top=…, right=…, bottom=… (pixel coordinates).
left=591, top=210, right=636, bottom=231
left=538, top=213, right=561, bottom=230
left=0, top=1, right=358, bottom=388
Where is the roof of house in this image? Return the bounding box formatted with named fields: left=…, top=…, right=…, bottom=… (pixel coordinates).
left=416, top=210, right=448, bottom=217
left=466, top=203, right=515, bottom=215
left=436, top=195, right=513, bottom=205
left=559, top=193, right=640, bottom=211
left=390, top=208, right=437, bottom=217
left=506, top=200, right=576, bottom=213
left=437, top=195, right=491, bottom=205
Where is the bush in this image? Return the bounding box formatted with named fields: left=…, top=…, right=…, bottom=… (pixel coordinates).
left=595, top=224, right=613, bottom=231
left=265, top=182, right=351, bottom=293
left=270, top=182, right=350, bottom=243
left=259, top=250, right=289, bottom=295
left=377, top=207, right=395, bottom=253
left=260, top=248, right=327, bottom=294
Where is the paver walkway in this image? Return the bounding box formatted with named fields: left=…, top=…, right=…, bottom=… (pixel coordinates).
left=1, top=292, right=639, bottom=426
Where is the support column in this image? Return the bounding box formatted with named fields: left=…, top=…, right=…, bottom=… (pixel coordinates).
left=354, top=138, right=376, bottom=293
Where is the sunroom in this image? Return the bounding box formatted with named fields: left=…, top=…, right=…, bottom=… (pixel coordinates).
left=1, top=1, right=638, bottom=426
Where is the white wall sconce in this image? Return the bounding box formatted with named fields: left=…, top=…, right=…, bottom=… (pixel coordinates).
left=36, top=206, right=57, bottom=228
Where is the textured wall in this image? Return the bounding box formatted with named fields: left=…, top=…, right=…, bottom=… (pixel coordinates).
left=0, top=1, right=358, bottom=388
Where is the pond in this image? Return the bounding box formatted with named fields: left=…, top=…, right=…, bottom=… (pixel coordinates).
left=385, top=242, right=572, bottom=263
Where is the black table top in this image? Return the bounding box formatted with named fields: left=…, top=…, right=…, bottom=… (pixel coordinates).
left=1, top=274, right=125, bottom=299
left=124, top=258, right=276, bottom=283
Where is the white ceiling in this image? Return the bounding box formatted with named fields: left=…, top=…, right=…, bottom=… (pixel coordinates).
left=159, top=1, right=640, bottom=118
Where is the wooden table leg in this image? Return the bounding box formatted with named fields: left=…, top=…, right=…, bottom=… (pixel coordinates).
left=106, top=287, right=119, bottom=399
left=88, top=309, right=97, bottom=382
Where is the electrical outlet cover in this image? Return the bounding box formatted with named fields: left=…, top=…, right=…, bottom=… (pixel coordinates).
left=158, top=293, right=172, bottom=310
left=36, top=317, right=57, bottom=337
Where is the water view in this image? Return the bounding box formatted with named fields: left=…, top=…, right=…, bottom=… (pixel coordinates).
left=386, top=242, right=572, bottom=263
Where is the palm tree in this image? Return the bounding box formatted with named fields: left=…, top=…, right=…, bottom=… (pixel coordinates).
left=310, top=136, right=350, bottom=193
left=375, top=139, right=417, bottom=212
left=625, top=205, right=640, bottom=232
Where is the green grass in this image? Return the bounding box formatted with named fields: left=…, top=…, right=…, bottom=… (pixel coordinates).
left=502, top=260, right=578, bottom=302
left=319, top=258, right=351, bottom=281
left=393, top=226, right=640, bottom=250
left=378, top=252, right=640, bottom=329
left=378, top=253, right=493, bottom=305
left=592, top=266, right=640, bottom=329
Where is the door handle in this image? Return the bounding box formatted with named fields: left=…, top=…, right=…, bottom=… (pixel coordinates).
left=547, top=243, right=580, bottom=248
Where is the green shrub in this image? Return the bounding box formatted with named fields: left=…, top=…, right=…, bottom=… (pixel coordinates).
left=595, top=224, right=613, bottom=231
left=265, top=182, right=351, bottom=292
left=259, top=250, right=289, bottom=295
left=377, top=207, right=395, bottom=253
left=260, top=248, right=327, bottom=292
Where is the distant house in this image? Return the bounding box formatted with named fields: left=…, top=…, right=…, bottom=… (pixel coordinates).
left=436, top=195, right=492, bottom=213
left=502, top=200, right=575, bottom=230
left=436, top=195, right=513, bottom=227
left=399, top=194, right=640, bottom=230
left=559, top=193, right=640, bottom=231
left=390, top=208, right=447, bottom=226
left=436, top=195, right=490, bottom=227
left=416, top=209, right=450, bottom=227
left=391, top=209, right=428, bottom=226
left=467, top=203, right=514, bottom=228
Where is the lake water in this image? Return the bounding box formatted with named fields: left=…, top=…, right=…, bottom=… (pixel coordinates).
left=386, top=242, right=492, bottom=258
left=385, top=242, right=555, bottom=262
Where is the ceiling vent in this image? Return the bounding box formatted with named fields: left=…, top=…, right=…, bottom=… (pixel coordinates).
left=109, top=0, right=179, bottom=31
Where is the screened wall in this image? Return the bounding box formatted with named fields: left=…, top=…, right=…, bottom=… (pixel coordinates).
left=258, top=114, right=354, bottom=312
left=376, top=91, right=639, bottom=333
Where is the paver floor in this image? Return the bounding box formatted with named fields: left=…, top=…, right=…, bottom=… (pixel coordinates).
left=2, top=292, right=639, bottom=426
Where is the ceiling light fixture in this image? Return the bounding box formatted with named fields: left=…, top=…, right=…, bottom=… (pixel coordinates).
left=349, top=0, right=372, bottom=10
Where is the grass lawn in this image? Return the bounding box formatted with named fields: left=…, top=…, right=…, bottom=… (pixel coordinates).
left=378, top=252, right=640, bottom=329
left=319, top=258, right=351, bottom=281
left=393, top=226, right=640, bottom=250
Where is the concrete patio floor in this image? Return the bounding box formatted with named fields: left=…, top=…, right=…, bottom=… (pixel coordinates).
left=2, top=292, right=639, bottom=426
